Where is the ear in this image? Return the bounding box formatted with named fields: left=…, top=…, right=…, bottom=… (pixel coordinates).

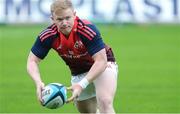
left=50, top=15, right=54, bottom=21
left=73, top=11, right=76, bottom=16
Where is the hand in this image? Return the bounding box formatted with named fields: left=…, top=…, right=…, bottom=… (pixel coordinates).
left=36, top=82, right=45, bottom=104
left=66, top=84, right=83, bottom=103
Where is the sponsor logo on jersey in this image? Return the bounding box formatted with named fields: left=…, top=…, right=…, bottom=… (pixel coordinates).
left=61, top=52, right=88, bottom=59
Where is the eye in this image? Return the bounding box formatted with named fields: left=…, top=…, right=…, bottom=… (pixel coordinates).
left=65, top=16, right=70, bottom=20
left=57, top=18, right=63, bottom=22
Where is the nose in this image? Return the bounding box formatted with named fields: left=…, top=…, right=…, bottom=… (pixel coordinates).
left=62, top=19, right=68, bottom=26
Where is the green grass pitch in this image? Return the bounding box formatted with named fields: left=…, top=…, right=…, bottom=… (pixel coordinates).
left=0, top=24, right=179, bottom=113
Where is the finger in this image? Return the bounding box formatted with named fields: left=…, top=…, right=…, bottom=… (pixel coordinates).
left=38, top=93, right=43, bottom=103
left=37, top=96, right=43, bottom=105
left=41, top=87, right=45, bottom=91
left=66, top=86, right=73, bottom=91
left=37, top=89, right=43, bottom=103
left=66, top=96, right=75, bottom=103
left=67, top=92, right=77, bottom=103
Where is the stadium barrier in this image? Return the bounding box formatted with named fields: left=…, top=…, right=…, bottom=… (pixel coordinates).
left=0, top=0, right=179, bottom=24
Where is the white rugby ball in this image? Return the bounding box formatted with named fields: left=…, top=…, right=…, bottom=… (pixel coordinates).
left=41, top=83, right=67, bottom=109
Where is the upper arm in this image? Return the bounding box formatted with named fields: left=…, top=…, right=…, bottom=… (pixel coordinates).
left=78, top=24, right=105, bottom=56
left=31, top=24, right=57, bottom=59
left=31, top=36, right=52, bottom=59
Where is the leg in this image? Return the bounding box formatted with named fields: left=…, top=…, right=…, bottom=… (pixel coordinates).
left=75, top=97, right=97, bottom=114
left=94, top=62, right=118, bottom=113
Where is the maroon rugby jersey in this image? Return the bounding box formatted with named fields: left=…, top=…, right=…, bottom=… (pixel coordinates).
left=31, top=16, right=115, bottom=75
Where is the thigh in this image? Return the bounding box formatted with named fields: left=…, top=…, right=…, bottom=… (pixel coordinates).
left=75, top=97, right=97, bottom=113
left=94, top=62, right=118, bottom=100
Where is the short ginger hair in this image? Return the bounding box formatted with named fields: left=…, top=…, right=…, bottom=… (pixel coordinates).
left=50, top=0, right=74, bottom=14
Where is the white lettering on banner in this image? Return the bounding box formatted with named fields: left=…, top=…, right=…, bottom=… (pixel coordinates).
left=0, top=0, right=179, bottom=23
left=0, top=0, right=52, bottom=23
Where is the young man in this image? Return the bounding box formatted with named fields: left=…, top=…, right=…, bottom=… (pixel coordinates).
left=27, top=0, right=118, bottom=113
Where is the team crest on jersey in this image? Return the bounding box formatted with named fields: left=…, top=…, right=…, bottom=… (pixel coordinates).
left=74, top=40, right=83, bottom=49
left=57, top=44, right=62, bottom=50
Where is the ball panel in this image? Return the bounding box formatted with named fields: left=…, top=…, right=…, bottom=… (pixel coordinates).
left=45, top=96, right=64, bottom=109
left=50, top=84, right=66, bottom=103
left=42, top=85, right=57, bottom=105
left=60, top=86, right=67, bottom=102
left=44, top=88, right=65, bottom=106
left=41, top=83, right=67, bottom=109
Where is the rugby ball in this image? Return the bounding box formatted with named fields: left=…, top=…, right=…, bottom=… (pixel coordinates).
left=41, top=83, right=67, bottom=109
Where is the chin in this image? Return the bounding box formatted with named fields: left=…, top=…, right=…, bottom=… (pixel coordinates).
left=62, top=30, right=70, bottom=36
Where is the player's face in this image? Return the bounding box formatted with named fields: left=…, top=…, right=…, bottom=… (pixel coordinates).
left=52, top=8, right=75, bottom=36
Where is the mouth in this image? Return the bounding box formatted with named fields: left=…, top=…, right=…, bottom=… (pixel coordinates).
left=58, top=26, right=71, bottom=34
left=60, top=26, right=70, bottom=30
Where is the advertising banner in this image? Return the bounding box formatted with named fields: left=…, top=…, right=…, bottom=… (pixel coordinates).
left=0, top=0, right=179, bottom=23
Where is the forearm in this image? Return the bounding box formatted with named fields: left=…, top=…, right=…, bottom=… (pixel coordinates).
left=68, top=59, right=107, bottom=102
left=27, top=61, right=42, bottom=85
left=78, top=58, right=107, bottom=90
left=27, top=52, right=45, bottom=103
left=78, top=49, right=107, bottom=89
left=27, top=52, right=43, bottom=86
left=85, top=60, right=107, bottom=83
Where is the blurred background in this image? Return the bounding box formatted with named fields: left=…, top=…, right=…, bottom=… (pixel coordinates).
left=0, top=0, right=180, bottom=113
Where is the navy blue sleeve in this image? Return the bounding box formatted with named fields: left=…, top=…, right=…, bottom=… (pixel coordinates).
left=31, top=37, right=52, bottom=59
left=79, top=24, right=105, bottom=56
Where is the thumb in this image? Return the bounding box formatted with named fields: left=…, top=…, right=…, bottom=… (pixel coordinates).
left=66, top=95, right=75, bottom=103
left=66, top=86, right=73, bottom=91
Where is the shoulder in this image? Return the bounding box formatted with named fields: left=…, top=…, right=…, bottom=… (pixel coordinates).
left=77, top=18, right=100, bottom=40
left=39, top=24, right=58, bottom=42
